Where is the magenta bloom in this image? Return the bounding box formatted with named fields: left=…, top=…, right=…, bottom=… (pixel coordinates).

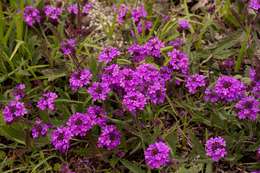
left=178, top=19, right=190, bottom=30
left=83, top=3, right=93, bottom=14
left=86, top=105, right=107, bottom=126
left=37, top=92, right=58, bottom=111
left=167, top=49, right=189, bottom=74
left=87, top=82, right=111, bottom=101
left=67, top=4, right=78, bottom=15
left=119, top=68, right=140, bottom=91
left=249, top=67, right=257, bottom=82
left=204, top=88, right=220, bottom=103
left=249, top=0, right=260, bottom=11
left=169, top=38, right=183, bottom=49
left=12, top=83, right=26, bottom=100
left=60, top=39, right=76, bottom=56
left=185, top=74, right=207, bottom=94
left=144, top=141, right=171, bottom=169
left=69, top=69, right=92, bottom=91
left=44, top=5, right=62, bottom=21
left=252, top=82, right=260, bottom=99
left=101, top=64, right=121, bottom=86
left=137, top=20, right=152, bottom=34
left=205, top=136, right=227, bottom=161
left=131, top=5, right=147, bottom=23
left=145, top=37, right=164, bottom=58
left=117, top=4, right=128, bottom=24
left=213, top=76, right=245, bottom=102
left=234, top=96, right=259, bottom=121
left=98, top=47, right=120, bottom=64
left=23, top=6, right=41, bottom=26
left=2, top=100, right=27, bottom=123
left=123, top=91, right=147, bottom=112
left=51, top=127, right=72, bottom=153
left=97, top=125, right=121, bottom=150
left=147, top=83, right=166, bottom=104
left=31, top=118, right=49, bottom=139
left=66, top=112, right=93, bottom=137
left=128, top=43, right=148, bottom=62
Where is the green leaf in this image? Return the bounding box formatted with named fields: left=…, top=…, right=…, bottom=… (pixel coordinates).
left=120, top=159, right=145, bottom=173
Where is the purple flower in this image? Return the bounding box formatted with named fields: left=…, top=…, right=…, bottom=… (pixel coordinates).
left=145, top=37, right=165, bottom=58
left=123, top=91, right=147, bottom=112
left=185, top=74, right=207, bottom=94
left=119, top=68, right=140, bottom=91
left=252, top=82, right=260, bottom=99
left=69, top=69, right=92, bottom=91
left=249, top=67, right=257, bottom=82
left=213, top=76, right=246, bottom=102
left=128, top=43, right=148, bottom=62
left=147, top=83, right=166, bottom=104
left=167, top=49, right=189, bottom=74
left=86, top=105, right=107, bottom=126
left=234, top=96, right=259, bottom=121
left=221, top=58, right=234, bottom=69
left=168, top=38, right=183, bottom=49
left=12, top=83, right=25, bottom=100
left=66, top=112, right=93, bottom=137
left=205, top=136, right=227, bottom=161
left=2, top=100, right=27, bottom=123
left=249, top=0, right=260, bottom=11
left=88, top=82, right=111, bottom=101
left=60, top=39, right=76, bottom=56
left=117, top=4, right=128, bottom=24
left=204, top=88, right=220, bottom=103
left=23, top=6, right=41, bottom=26
left=160, top=66, right=172, bottom=81
left=137, top=20, right=152, bottom=34
left=37, top=92, right=58, bottom=111
left=131, top=5, right=147, bottom=23
left=67, top=4, right=78, bottom=15
left=178, top=19, right=190, bottom=30
left=44, top=5, right=62, bottom=21
left=97, top=125, right=121, bottom=150
left=51, top=127, right=72, bottom=153
left=98, top=47, right=121, bottom=64
left=144, top=141, right=171, bottom=169
left=251, top=171, right=260, bottom=173
left=31, top=118, right=49, bottom=139
left=83, top=3, right=93, bottom=14
left=101, top=64, right=121, bottom=86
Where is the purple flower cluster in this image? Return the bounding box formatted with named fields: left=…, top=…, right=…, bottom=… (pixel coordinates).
left=131, top=5, right=147, bottom=23
left=204, top=88, right=219, bottom=103
left=86, top=105, right=108, bottom=126
left=97, top=125, right=121, bottom=150
left=98, top=47, right=121, bottom=64
left=87, top=82, right=111, bottom=101
left=23, top=6, right=41, bottom=26
left=123, top=91, right=147, bottom=112
left=169, top=38, right=183, bottom=49
left=213, top=76, right=245, bottom=102
left=51, top=126, right=72, bottom=152
left=37, top=92, right=58, bottom=111
left=44, top=5, right=62, bottom=21
left=185, top=74, right=207, bottom=94
left=144, top=141, right=171, bottom=169
left=12, top=83, right=26, bottom=100
left=137, top=20, right=152, bottom=34
left=66, top=112, right=93, bottom=137
left=3, top=100, right=27, bottom=123
left=145, top=37, right=165, bottom=58
left=167, top=49, right=189, bottom=74
left=234, top=96, right=259, bottom=121
left=249, top=0, right=260, bottom=11
left=31, top=118, right=49, bottom=139
left=128, top=43, right=148, bottom=62
left=117, top=4, right=128, bottom=24
left=60, top=39, right=77, bottom=56
left=178, top=19, right=190, bottom=30
left=69, top=69, right=92, bottom=91
left=252, top=82, right=260, bottom=99
left=205, top=136, right=227, bottom=161
left=67, top=4, right=78, bottom=15
left=83, top=3, right=93, bottom=14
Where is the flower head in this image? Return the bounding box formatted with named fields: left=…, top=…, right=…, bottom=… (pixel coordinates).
left=168, top=38, right=183, bottom=49
left=205, top=136, right=227, bottom=161
left=101, top=64, right=121, bottom=86
left=97, top=125, right=121, bottom=150
left=87, top=82, right=111, bottom=101
left=145, top=37, right=165, bottom=58
left=123, top=91, right=147, bottom=112
left=249, top=0, right=260, bottom=11
left=213, top=76, right=245, bottom=102
left=128, top=43, right=148, bottom=62
left=86, top=105, right=107, bottom=126
left=131, top=5, right=147, bottom=23
left=98, top=47, right=120, bottom=64
left=3, top=100, right=27, bottom=123
left=31, top=118, right=49, bottom=138
left=178, top=19, right=190, bottom=30
left=44, top=5, right=62, bottom=21
left=117, top=4, right=128, bottom=24
left=66, top=112, right=93, bottom=137
left=12, top=83, right=26, bottom=100
left=67, top=4, right=78, bottom=15
left=144, top=141, right=171, bottom=169
left=235, top=96, right=259, bottom=121
left=37, top=92, right=58, bottom=111
left=23, top=6, right=41, bottom=26
left=69, top=69, right=92, bottom=91
left=60, top=39, right=76, bottom=56
left=83, top=3, right=93, bottom=14
left=137, top=20, right=152, bottom=34
left=167, top=49, right=189, bottom=74
left=185, top=74, right=207, bottom=94
left=51, top=127, right=72, bottom=152
left=204, top=88, right=220, bottom=103
left=252, top=82, right=260, bottom=99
